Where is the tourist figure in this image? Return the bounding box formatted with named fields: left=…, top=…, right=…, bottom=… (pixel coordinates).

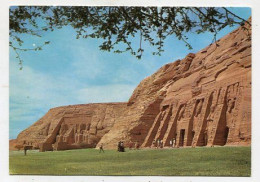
left=24, top=146, right=27, bottom=156
left=170, top=139, right=173, bottom=147
left=173, top=138, right=176, bottom=148
left=160, top=141, right=164, bottom=148
left=121, top=141, right=125, bottom=152
left=99, top=143, right=104, bottom=153
left=23, top=145, right=32, bottom=156
left=117, top=141, right=125, bottom=152
left=157, top=139, right=160, bottom=149
left=152, top=139, right=156, bottom=148
left=118, top=141, right=121, bottom=152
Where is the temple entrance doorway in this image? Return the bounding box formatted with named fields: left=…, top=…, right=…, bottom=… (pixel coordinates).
left=179, top=129, right=185, bottom=147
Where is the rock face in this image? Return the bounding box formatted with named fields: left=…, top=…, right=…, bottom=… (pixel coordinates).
left=15, top=103, right=128, bottom=151
left=13, top=21, right=251, bottom=151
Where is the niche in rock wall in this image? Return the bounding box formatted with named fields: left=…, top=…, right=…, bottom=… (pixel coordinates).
left=179, top=129, right=185, bottom=147
left=162, top=105, right=169, bottom=111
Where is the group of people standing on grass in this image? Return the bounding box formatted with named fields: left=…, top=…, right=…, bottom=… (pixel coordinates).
left=99, top=141, right=126, bottom=153
left=152, top=139, right=164, bottom=149
left=169, top=138, right=176, bottom=148
left=99, top=138, right=177, bottom=153
left=99, top=141, right=141, bottom=153
left=118, top=140, right=140, bottom=152
left=152, top=138, right=176, bottom=148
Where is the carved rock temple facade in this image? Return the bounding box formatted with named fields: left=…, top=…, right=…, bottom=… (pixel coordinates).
left=142, top=78, right=251, bottom=148
left=12, top=20, right=251, bottom=151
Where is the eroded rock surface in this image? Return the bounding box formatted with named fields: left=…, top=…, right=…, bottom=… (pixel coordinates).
left=13, top=21, right=251, bottom=151
left=15, top=103, right=128, bottom=151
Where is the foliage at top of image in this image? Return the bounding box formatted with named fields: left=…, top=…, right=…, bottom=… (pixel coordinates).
left=9, top=6, right=250, bottom=69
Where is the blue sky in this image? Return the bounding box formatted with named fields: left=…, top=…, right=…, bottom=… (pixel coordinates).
left=9, top=7, right=251, bottom=139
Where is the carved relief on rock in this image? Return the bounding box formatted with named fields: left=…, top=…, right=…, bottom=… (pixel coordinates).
left=205, top=89, right=218, bottom=126
left=226, top=82, right=240, bottom=127
left=222, top=82, right=242, bottom=144
left=191, top=99, right=204, bottom=139
left=204, top=89, right=221, bottom=146
left=187, top=97, right=205, bottom=146
left=175, top=100, right=195, bottom=147
left=177, top=104, right=186, bottom=121
left=39, top=123, right=51, bottom=136
left=194, top=99, right=203, bottom=120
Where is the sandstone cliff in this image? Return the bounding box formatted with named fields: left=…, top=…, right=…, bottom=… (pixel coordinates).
left=13, top=21, right=251, bottom=151
left=15, top=103, right=128, bottom=151
left=98, top=21, right=251, bottom=149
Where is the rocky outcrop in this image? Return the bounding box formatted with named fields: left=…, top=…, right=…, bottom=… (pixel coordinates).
left=13, top=20, right=251, bottom=151
left=15, top=103, right=128, bottom=151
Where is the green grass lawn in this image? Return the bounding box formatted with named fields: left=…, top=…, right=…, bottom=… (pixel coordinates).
left=9, top=146, right=251, bottom=176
